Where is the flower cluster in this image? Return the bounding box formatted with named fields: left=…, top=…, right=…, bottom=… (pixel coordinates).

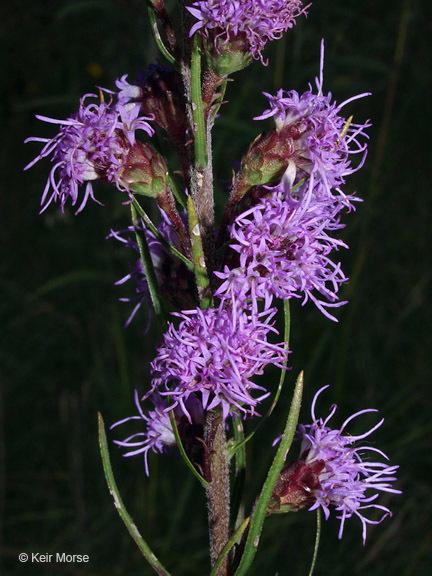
left=216, top=178, right=349, bottom=319
left=187, top=0, right=309, bottom=64
left=25, top=90, right=154, bottom=214
left=111, top=390, right=203, bottom=476
left=271, top=386, right=401, bottom=543
left=254, top=48, right=371, bottom=205
left=149, top=304, right=289, bottom=421
left=217, top=45, right=370, bottom=319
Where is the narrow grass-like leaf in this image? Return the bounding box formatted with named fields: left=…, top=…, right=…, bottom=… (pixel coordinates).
left=168, top=172, right=187, bottom=210
left=146, top=3, right=179, bottom=68
left=231, top=416, right=246, bottom=529
left=131, top=204, right=167, bottom=325
left=34, top=269, right=111, bottom=297
left=209, top=517, right=250, bottom=576
left=132, top=198, right=193, bottom=270
left=233, top=371, right=304, bottom=576
left=308, top=509, right=321, bottom=576
left=98, top=412, right=171, bottom=576
left=167, top=407, right=209, bottom=488
left=267, top=300, right=291, bottom=416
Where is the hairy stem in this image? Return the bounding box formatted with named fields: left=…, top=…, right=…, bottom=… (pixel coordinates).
left=205, top=412, right=231, bottom=576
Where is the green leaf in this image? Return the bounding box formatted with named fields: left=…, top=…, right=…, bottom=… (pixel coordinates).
left=233, top=371, right=304, bottom=576
left=308, top=509, right=321, bottom=576
left=191, top=34, right=208, bottom=169
left=132, top=198, right=193, bottom=270
left=146, top=3, right=179, bottom=68
left=98, top=412, right=171, bottom=576
left=209, top=517, right=250, bottom=576
left=131, top=203, right=167, bottom=326
left=167, top=406, right=209, bottom=488
left=231, top=416, right=246, bottom=529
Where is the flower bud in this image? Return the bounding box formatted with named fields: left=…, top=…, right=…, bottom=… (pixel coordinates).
left=267, top=460, right=325, bottom=514
left=187, top=1, right=309, bottom=66
left=235, top=126, right=296, bottom=198
left=120, top=142, right=169, bottom=198
left=203, top=34, right=253, bottom=75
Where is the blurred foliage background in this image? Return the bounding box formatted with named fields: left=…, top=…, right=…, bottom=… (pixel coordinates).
left=1, top=0, right=431, bottom=574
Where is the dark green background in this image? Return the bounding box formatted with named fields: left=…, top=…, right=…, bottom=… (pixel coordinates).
left=1, top=0, right=431, bottom=574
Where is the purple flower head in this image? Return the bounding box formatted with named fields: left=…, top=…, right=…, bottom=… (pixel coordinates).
left=149, top=303, right=289, bottom=421
left=216, top=175, right=350, bottom=321
left=254, top=40, right=371, bottom=204
left=295, top=386, right=401, bottom=543
left=187, top=1, right=309, bottom=64
left=111, top=390, right=203, bottom=476
left=25, top=90, right=154, bottom=214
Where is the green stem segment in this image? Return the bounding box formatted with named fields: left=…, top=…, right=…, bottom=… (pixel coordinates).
left=191, top=34, right=208, bottom=169
left=98, top=413, right=171, bottom=576
left=187, top=196, right=213, bottom=308
left=189, top=33, right=216, bottom=275
left=233, top=371, right=304, bottom=576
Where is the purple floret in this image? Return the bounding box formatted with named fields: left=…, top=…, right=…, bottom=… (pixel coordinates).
left=297, top=386, right=401, bottom=543
left=254, top=40, right=371, bottom=205
left=111, top=391, right=203, bottom=476
left=216, top=42, right=371, bottom=320
left=216, top=176, right=350, bottom=320
left=187, top=1, right=309, bottom=64
left=149, top=303, right=289, bottom=421
left=25, top=90, right=154, bottom=214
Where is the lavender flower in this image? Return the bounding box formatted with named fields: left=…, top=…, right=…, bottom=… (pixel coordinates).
left=276, top=386, right=401, bottom=543
left=187, top=1, right=309, bottom=64
left=216, top=176, right=349, bottom=320
left=111, top=390, right=203, bottom=476
left=254, top=40, right=371, bottom=205
left=217, top=43, right=371, bottom=319
left=149, top=303, right=289, bottom=421
left=24, top=90, right=154, bottom=214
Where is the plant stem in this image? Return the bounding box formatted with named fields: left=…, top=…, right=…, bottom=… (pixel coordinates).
left=205, top=412, right=231, bottom=576
left=189, top=34, right=215, bottom=275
